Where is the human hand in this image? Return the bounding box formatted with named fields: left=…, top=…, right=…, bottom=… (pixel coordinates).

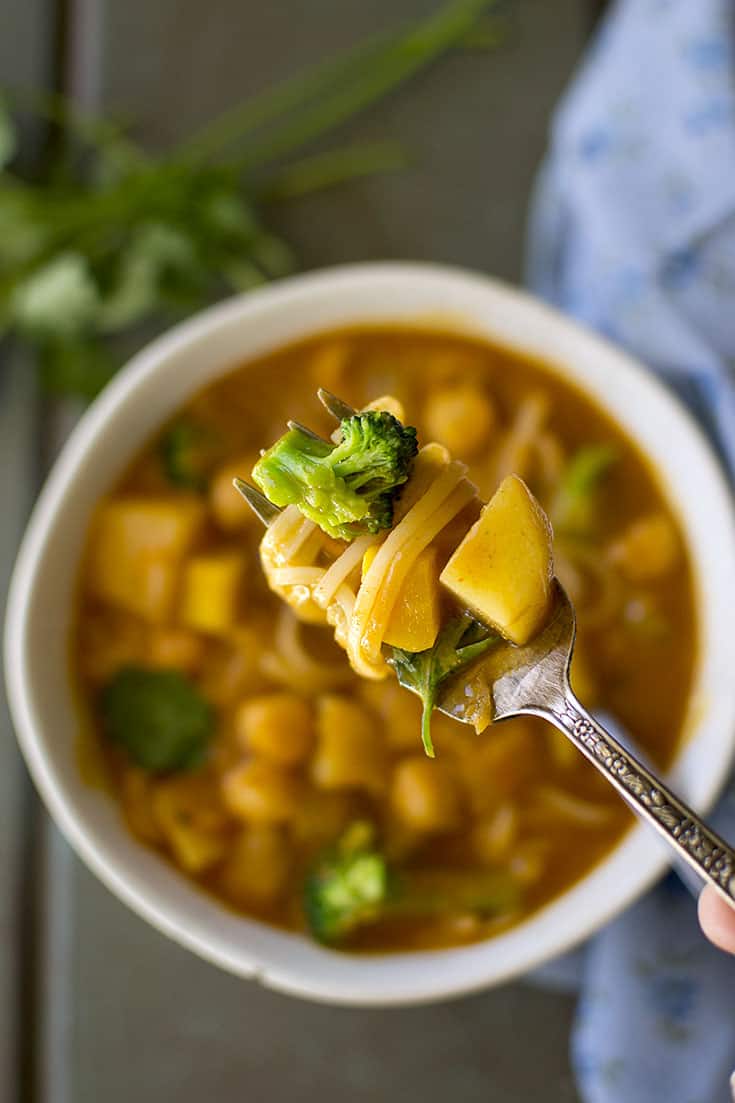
left=698, top=884, right=735, bottom=953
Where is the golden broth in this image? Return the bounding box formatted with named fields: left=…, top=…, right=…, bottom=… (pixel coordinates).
left=72, top=327, right=697, bottom=952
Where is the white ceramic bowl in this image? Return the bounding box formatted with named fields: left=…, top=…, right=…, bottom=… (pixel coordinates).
left=6, top=263, right=735, bottom=1005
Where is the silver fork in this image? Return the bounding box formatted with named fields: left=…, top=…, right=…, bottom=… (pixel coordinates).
left=234, top=390, right=735, bottom=909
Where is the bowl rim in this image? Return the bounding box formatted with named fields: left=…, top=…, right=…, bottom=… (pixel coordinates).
left=6, top=260, right=735, bottom=1006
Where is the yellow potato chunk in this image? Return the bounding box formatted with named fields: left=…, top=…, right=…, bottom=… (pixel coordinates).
left=608, top=513, right=679, bottom=582
left=219, top=826, right=292, bottom=907
left=180, top=553, right=244, bottom=635
left=86, top=497, right=205, bottom=623
left=222, top=760, right=303, bottom=823
left=234, top=693, right=313, bottom=766
left=362, top=545, right=441, bottom=652
left=440, top=474, right=553, bottom=645
left=390, top=756, right=462, bottom=833
left=151, top=775, right=230, bottom=873
left=209, top=453, right=260, bottom=532
left=424, top=383, right=495, bottom=458
left=311, top=695, right=387, bottom=795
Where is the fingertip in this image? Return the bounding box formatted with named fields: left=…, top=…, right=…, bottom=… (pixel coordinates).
left=698, top=884, right=735, bottom=953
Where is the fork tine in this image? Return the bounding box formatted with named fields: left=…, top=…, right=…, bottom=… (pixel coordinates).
left=286, top=419, right=331, bottom=443
left=232, top=478, right=283, bottom=527
left=317, top=388, right=356, bottom=422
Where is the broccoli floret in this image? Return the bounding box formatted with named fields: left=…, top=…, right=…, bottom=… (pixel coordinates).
left=159, top=419, right=219, bottom=491
left=304, top=821, right=390, bottom=943
left=101, top=667, right=214, bottom=772
left=252, top=409, right=418, bottom=540
left=304, top=821, right=519, bottom=945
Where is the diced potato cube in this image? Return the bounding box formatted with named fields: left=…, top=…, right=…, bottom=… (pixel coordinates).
left=86, top=496, right=205, bottom=623
left=362, top=545, right=441, bottom=652
left=608, top=513, right=679, bottom=581
left=222, top=760, right=303, bottom=823
left=424, top=383, right=495, bottom=458
left=390, top=756, right=462, bottom=833
left=209, top=453, right=260, bottom=532
left=219, top=826, right=292, bottom=907
left=311, top=695, right=387, bottom=795
left=440, top=475, right=553, bottom=645
left=180, top=553, right=244, bottom=635
left=234, top=693, right=313, bottom=765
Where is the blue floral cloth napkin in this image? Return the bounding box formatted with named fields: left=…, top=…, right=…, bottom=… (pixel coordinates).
left=525, top=1, right=735, bottom=1099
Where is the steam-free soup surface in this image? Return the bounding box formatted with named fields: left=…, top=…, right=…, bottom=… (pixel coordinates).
left=74, top=327, right=697, bottom=951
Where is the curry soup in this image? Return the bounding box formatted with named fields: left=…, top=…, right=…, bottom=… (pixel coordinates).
left=73, top=327, right=697, bottom=952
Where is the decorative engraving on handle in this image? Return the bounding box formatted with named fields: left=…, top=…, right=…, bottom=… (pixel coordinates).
left=555, top=701, right=735, bottom=898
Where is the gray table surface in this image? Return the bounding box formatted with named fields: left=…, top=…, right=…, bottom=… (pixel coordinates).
left=1, top=2, right=597, bottom=1100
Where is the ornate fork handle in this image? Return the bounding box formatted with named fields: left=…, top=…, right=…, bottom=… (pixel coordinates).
left=542, top=690, right=735, bottom=905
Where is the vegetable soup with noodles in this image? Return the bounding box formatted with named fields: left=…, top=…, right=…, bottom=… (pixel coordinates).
left=73, top=327, right=697, bottom=952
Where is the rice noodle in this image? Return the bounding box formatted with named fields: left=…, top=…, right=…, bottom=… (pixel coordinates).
left=313, top=533, right=380, bottom=609
left=348, top=461, right=470, bottom=665
left=270, top=567, right=326, bottom=587
left=534, top=785, right=614, bottom=826
left=259, top=607, right=352, bottom=692
left=393, top=442, right=450, bottom=522
left=557, top=539, right=623, bottom=628
left=535, top=431, right=565, bottom=486
left=281, top=515, right=320, bottom=562
left=494, top=392, right=548, bottom=484
left=354, top=478, right=476, bottom=665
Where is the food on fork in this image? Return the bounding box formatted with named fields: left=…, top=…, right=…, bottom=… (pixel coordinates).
left=72, top=325, right=694, bottom=951
left=244, top=390, right=554, bottom=753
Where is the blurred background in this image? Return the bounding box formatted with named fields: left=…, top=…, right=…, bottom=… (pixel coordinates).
left=1, top=2, right=606, bottom=1101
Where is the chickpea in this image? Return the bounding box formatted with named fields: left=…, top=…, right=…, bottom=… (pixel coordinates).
left=234, top=693, right=313, bottom=766
left=209, top=453, right=260, bottom=531
left=219, top=825, right=292, bottom=907
left=147, top=627, right=204, bottom=673
left=390, top=756, right=462, bottom=833
left=357, top=679, right=423, bottom=752
left=222, top=759, right=303, bottom=823
left=608, top=513, right=679, bottom=582
left=424, top=383, right=496, bottom=458
left=311, top=695, right=387, bottom=795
